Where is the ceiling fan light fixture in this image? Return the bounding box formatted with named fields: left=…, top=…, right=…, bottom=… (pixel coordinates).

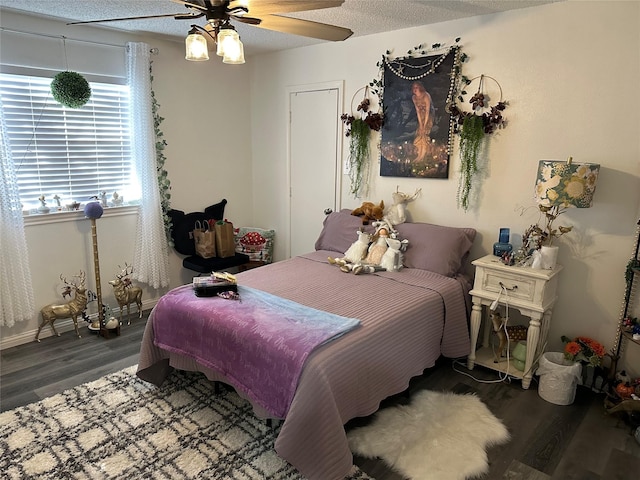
left=185, top=27, right=209, bottom=61
left=223, top=38, right=245, bottom=64
left=216, top=27, right=238, bottom=57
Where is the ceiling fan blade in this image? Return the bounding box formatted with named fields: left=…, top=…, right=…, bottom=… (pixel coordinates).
left=233, top=15, right=262, bottom=26
left=240, top=0, right=344, bottom=16
left=67, top=12, right=202, bottom=25
left=255, top=15, right=352, bottom=41
left=170, top=0, right=208, bottom=12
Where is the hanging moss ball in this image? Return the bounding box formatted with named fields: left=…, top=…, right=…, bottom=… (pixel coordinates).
left=51, top=71, right=92, bottom=108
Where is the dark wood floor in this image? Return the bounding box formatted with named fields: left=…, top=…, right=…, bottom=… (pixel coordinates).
left=2, top=313, right=640, bottom=479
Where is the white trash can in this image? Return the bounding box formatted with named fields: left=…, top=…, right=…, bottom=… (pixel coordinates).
left=536, top=352, right=582, bottom=405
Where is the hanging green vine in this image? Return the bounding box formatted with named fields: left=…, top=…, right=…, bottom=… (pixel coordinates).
left=346, top=118, right=371, bottom=197
left=150, top=64, right=173, bottom=246
left=340, top=87, right=383, bottom=198
left=457, top=115, right=485, bottom=211
left=448, top=74, right=508, bottom=211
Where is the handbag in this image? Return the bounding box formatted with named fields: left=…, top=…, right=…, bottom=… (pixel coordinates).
left=193, top=220, right=216, bottom=259
left=215, top=220, right=236, bottom=258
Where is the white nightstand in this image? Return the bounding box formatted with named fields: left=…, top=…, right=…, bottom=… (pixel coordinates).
left=467, top=254, right=563, bottom=389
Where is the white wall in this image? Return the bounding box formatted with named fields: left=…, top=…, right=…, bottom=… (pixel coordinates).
left=0, top=10, right=253, bottom=346
left=248, top=1, right=640, bottom=374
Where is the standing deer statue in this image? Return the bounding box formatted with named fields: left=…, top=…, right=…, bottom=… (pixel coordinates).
left=109, top=264, right=143, bottom=325
left=36, top=271, right=88, bottom=342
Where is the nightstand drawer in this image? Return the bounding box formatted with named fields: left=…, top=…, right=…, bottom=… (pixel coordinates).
left=480, top=270, right=536, bottom=302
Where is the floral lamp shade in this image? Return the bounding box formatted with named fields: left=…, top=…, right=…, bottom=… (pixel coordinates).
left=534, top=158, right=600, bottom=208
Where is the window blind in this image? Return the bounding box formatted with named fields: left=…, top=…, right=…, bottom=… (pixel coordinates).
left=0, top=72, right=134, bottom=209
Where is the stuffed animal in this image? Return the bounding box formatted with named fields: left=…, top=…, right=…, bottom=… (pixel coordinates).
left=328, top=231, right=372, bottom=266
left=383, top=187, right=421, bottom=226
left=351, top=200, right=385, bottom=225
left=379, top=237, right=409, bottom=272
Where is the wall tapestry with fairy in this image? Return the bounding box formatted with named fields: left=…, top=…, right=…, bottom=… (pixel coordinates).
left=378, top=43, right=462, bottom=179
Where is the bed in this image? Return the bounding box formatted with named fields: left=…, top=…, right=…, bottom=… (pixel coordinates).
left=137, top=210, right=476, bottom=480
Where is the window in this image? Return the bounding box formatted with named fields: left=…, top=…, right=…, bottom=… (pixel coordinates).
left=0, top=72, right=136, bottom=212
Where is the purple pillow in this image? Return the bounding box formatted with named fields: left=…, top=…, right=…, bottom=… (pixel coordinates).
left=315, top=209, right=375, bottom=254
left=395, top=222, right=476, bottom=277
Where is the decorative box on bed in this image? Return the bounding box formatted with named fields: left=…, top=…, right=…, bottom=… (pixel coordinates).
left=137, top=209, right=476, bottom=480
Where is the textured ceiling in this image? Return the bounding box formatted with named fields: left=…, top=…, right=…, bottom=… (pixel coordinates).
left=0, top=0, right=560, bottom=56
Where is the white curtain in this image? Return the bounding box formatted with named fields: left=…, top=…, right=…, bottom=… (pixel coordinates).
left=0, top=97, right=36, bottom=327
left=127, top=42, right=170, bottom=289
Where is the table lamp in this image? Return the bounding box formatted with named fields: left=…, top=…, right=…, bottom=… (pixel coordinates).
left=533, top=157, right=600, bottom=246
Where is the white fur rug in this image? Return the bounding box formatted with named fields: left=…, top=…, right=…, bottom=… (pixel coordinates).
left=348, top=390, right=510, bottom=480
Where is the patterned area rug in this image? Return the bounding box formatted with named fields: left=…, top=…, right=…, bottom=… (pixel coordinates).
left=1, top=366, right=373, bottom=479
left=348, top=390, right=510, bottom=480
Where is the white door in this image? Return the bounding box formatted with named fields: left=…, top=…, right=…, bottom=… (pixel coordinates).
left=288, top=82, right=342, bottom=257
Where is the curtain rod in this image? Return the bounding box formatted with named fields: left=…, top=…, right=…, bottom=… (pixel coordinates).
left=0, top=26, right=158, bottom=54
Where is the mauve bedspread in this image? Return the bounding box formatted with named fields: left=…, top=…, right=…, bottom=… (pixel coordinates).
left=137, top=251, right=471, bottom=480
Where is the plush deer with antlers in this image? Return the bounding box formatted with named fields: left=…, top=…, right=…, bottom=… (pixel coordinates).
left=36, top=271, right=88, bottom=342
left=109, top=263, right=143, bottom=325
left=383, top=186, right=422, bottom=226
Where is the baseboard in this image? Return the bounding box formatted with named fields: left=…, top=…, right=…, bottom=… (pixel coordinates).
left=1, top=298, right=158, bottom=350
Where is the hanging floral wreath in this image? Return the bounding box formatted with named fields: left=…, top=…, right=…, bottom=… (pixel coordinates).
left=447, top=74, right=508, bottom=211
left=340, top=86, right=383, bottom=198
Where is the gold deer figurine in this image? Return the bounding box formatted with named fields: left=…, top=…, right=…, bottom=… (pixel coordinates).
left=36, top=271, right=88, bottom=342
left=109, top=264, right=143, bottom=325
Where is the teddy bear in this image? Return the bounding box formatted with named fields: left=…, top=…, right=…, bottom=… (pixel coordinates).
left=328, top=230, right=372, bottom=267
left=351, top=200, right=385, bottom=225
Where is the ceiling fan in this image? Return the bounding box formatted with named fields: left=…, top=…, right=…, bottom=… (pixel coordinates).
left=67, top=1, right=353, bottom=64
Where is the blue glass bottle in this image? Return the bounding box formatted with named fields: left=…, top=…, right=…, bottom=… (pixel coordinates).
left=493, top=228, right=513, bottom=257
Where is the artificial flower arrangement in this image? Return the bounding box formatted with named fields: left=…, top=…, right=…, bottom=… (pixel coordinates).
left=561, top=335, right=606, bottom=367
left=340, top=91, right=384, bottom=198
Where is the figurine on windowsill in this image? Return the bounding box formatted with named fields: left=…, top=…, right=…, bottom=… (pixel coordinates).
left=37, top=195, right=50, bottom=214
left=111, top=191, right=123, bottom=207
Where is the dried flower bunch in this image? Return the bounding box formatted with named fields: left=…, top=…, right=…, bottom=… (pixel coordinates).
left=537, top=205, right=573, bottom=246
left=448, top=90, right=508, bottom=135
left=562, top=335, right=606, bottom=367
left=340, top=97, right=384, bottom=136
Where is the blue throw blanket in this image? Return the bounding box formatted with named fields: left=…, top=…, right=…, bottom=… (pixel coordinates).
left=152, top=284, right=360, bottom=418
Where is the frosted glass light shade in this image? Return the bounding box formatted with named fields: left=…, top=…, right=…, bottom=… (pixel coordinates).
left=216, top=28, right=234, bottom=56
left=217, top=28, right=245, bottom=64
left=185, top=31, right=209, bottom=61
left=223, top=39, right=245, bottom=64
